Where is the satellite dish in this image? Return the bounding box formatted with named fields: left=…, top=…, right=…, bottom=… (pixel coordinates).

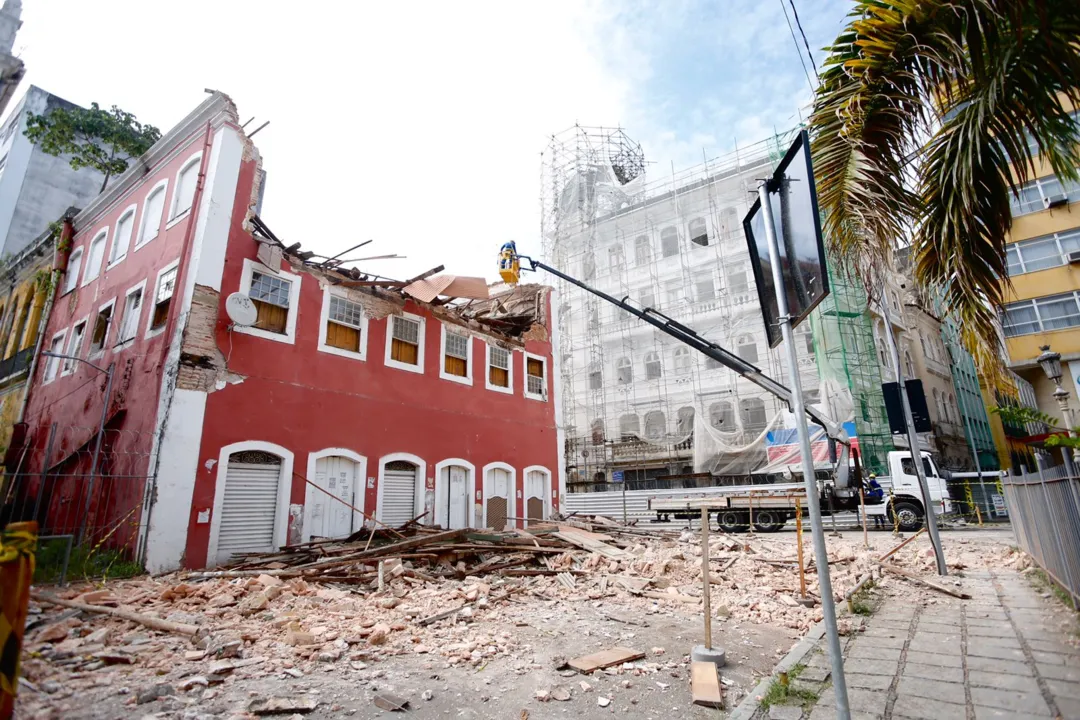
left=225, top=292, right=258, bottom=327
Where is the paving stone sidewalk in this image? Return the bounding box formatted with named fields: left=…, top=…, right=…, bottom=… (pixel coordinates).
left=761, top=568, right=1080, bottom=720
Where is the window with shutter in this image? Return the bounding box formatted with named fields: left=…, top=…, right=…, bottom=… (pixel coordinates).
left=391, top=316, right=420, bottom=365
left=90, top=303, right=113, bottom=355
left=150, top=266, right=177, bottom=331
left=172, top=155, right=201, bottom=219
left=444, top=329, right=469, bottom=377
left=110, top=208, right=135, bottom=264
left=83, top=231, right=108, bottom=284
left=525, top=356, right=546, bottom=398
left=326, top=295, right=364, bottom=352
left=250, top=271, right=291, bottom=334
left=488, top=345, right=510, bottom=389
left=44, top=333, right=64, bottom=382
left=138, top=185, right=166, bottom=247
left=117, top=287, right=143, bottom=345
left=63, top=249, right=83, bottom=295
left=62, top=321, right=86, bottom=375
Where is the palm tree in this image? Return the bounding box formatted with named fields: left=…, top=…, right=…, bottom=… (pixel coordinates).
left=810, top=1, right=1080, bottom=383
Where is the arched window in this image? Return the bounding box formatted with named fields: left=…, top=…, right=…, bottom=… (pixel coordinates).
left=688, top=217, right=709, bottom=247
left=588, top=305, right=600, bottom=330
left=673, top=346, right=692, bottom=373
left=608, top=244, right=623, bottom=272
left=661, top=227, right=679, bottom=257
left=635, top=235, right=651, bottom=266
left=590, top=418, right=605, bottom=445
left=709, top=401, right=734, bottom=430
left=904, top=350, right=915, bottom=378
left=740, top=397, right=768, bottom=433
left=728, top=265, right=748, bottom=295
left=644, top=351, right=662, bottom=379
left=676, top=406, right=695, bottom=434
left=63, top=248, right=83, bottom=294
left=644, top=410, right=666, bottom=439
left=720, top=207, right=739, bottom=236
left=171, top=154, right=201, bottom=219
left=109, top=206, right=136, bottom=265
left=736, top=335, right=758, bottom=364
left=616, top=356, right=632, bottom=384
left=588, top=363, right=602, bottom=390
left=137, top=182, right=167, bottom=248
left=619, top=414, right=639, bottom=440
left=582, top=252, right=596, bottom=280
left=933, top=389, right=944, bottom=421
left=82, top=229, right=108, bottom=284
left=877, top=338, right=888, bottom=366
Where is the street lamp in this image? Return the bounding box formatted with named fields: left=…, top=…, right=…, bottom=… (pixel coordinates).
left=1036, top=345, right=1080, bottom=471
left=40, top=351, right=114, bottom=544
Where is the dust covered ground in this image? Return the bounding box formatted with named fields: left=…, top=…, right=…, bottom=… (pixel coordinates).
left=14, top=524, right=1027, bottom=719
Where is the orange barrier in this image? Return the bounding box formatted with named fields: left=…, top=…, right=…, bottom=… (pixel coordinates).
left=0, top=521, right=37, bottom=720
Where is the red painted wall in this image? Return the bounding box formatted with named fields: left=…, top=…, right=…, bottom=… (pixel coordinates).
left=184, top=221, right=559, bottom=565
left=20, top=127, right=212, bottom=545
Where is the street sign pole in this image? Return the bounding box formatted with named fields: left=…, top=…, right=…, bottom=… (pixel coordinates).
left=759, top=181, right=850, bottom=720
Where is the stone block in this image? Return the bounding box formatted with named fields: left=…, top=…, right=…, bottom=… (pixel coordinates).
left=966, top=641, right=1027, bottom=662
left=965, top=655, right=1032, bottom=676
left=1045, top=678, right=1080, bottom=701
left=798, top=666, right=830, bottom=683
left=968, top=670, right=1039, bottom=693
left=838, top=658, right=897, bottom=677
left=845, top=673, right=891, bottom=691
left=903, top=650, right=962, bottom=668
left=901, top=662, right=963, bottom=683
left=971, top=687, right=1051, bottom=716
left=847, top=644, right=901, bottom=662
left=768, top=705, right=804, bottom=720
left=1036, top=663, right=1080, bottom=682
left=891, top=693, right=966, bottom=720
left=896, top=676, right=966, bottom=705
left=815, top=687, right=886, bottom=716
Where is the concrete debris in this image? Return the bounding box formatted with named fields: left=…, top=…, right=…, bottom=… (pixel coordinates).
left=14, top=515, right=1028, bottom=720
left=372, top=693, right=409, bottom=712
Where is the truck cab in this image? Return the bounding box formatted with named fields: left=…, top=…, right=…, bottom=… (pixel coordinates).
left=866, top=450, right=952, bottom=531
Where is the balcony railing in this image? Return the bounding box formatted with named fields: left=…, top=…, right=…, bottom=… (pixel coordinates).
left=0, top=347, right=34, bottom=383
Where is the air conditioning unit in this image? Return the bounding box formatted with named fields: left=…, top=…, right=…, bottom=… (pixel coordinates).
left=1043, top=193, right=1068, bottom=210
left=1068, top=250, right=1080, bottom=265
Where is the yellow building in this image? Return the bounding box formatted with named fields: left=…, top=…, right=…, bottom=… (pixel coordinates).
left=0, top=228, right=54, bottom=459
left=1001, top=104, right=1080, bottom=438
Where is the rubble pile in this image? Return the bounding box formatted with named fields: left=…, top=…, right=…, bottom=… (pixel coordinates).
left=14, top=517, right=1028, bottom=718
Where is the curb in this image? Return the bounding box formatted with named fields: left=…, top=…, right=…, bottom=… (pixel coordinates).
left=727, top=620, right=826, bottom=720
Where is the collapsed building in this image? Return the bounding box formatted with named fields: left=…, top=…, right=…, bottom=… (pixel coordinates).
left=2, top=92, right=561, bottom=572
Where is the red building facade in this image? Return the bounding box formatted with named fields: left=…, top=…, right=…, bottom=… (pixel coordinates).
left=16, top=93, right=561, bottom=571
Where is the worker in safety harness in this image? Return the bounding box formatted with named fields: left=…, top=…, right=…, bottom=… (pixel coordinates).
left=866, top=474, right=886, bottom=529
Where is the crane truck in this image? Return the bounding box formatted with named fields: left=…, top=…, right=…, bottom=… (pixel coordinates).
left=497, top=242, right=883, bottom=526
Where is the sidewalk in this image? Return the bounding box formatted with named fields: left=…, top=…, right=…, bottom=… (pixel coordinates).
left=760, top=568, right=1080, bottom=719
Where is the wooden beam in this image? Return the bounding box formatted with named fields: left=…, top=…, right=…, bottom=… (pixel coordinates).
left=691, top=661, right=724, bottom=708
left=403, top=265, right=445, bottom=285
left=881, top=564, right=970, bottom=599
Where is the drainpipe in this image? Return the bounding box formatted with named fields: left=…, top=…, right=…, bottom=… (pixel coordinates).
left=137, top=120, right=215, bottom=565
left=16, top=217, right=73, bottom=425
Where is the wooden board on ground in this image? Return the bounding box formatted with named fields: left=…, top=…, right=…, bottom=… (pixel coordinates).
left=568, top=647, right=645, bottom=674
left=690, top=661, right=723, bottom=708
left=552, top=528, right=629, bottom=560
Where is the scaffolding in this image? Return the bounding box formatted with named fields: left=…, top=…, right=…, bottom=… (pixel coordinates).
left=540, top=125, right=894, bottom=493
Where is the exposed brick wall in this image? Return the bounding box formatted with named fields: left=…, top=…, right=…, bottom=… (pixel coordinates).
left=176, top=285, right=226, bottom=393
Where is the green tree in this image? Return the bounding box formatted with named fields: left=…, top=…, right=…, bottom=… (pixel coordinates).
left=810, top=1, right=1080, bottom=385
left=24, top=103, right=161, bottom=192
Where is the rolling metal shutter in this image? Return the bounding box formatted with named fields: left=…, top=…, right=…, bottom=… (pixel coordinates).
left=217, top=461, right=281, bottom=564
left=381, top=465, right=417, bottom=527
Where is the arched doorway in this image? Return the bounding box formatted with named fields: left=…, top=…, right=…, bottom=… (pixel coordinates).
left=435, top=459, right=474, bottom=530
left=523, top=466, right=550, bottom=526
left=379, top=458, right=421, bottom=527
left=210, top=445, right=290, bottom=566
left=483, top=463, right=515, bottom=530
left=305, top=450, right=365, bottom=542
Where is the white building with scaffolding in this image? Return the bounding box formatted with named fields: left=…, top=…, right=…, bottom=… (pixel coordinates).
left=541, top=127, right=825, bottom=493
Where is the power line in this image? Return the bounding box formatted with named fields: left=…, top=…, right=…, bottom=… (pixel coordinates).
left=779, top=0, right=815, bottom=92
left=788, top=0, right=820, bottom=82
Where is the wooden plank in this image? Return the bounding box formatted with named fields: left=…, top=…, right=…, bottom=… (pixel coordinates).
left=552, top=530, right=628, bottom=560
left=642, top=590, right=700, bottom=604
left=568, top=647, right=645, bottom=674
left=881, top=564, right=971, bottom=599
left=292, top=528, right=469, bottom=570
left=691, top=661, right=723, bottom=708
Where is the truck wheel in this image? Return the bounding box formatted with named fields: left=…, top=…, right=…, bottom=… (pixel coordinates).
left=718, top=510, right=749, bottom=533
left=752, top=510, right=785, bottom=533
left=890, top=501, right=924, bottom=532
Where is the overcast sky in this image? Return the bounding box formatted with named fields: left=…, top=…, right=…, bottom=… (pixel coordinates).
left=9, top=0, right=851, bottom=282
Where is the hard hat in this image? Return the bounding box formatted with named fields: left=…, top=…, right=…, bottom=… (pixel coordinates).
left=868, top=473, right=877, bottom=479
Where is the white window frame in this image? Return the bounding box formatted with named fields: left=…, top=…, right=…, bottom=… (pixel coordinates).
left=1006, top=229, right=1080, bottom=276
left=43, top=329, right=66, bottom=384
left=1010, top=171, right=1080, bottom=217
left=145, top=259, right=181, bottom=339
left=81, top=228, right=109, bottom=286
left=439, top=323, right=473, bottom=386
left=167, top=152, right=203, bottom=226
left=384, top=311, right=426, bottom=374
left=523, top=351, right=547, bottom=401
left=114, top=279, right=147, bottom=352
left=1003, top=291, right=1080, bottom=337
left=88, top=297, right=116, bottom=360
left=61, top=316, right=89, bottom=377
left=485, top=343, right=513, bottom=394
left=236, top=258, right=302, bottom=345
left=133, top=179, right=169, bottom=251
left=107, top=204, right=138, bottom=268
left=62, top=248, right=83, bottom=295
left=317, top=286, right=368, bottom=360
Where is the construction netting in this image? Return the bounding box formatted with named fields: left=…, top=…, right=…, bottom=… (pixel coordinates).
left=540, top=125, right=891, bottom=492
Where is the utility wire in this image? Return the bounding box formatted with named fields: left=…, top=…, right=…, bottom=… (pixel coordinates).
left=788, top=0, right=820, bottom=82
left=780, top=0, right=815, bottom=92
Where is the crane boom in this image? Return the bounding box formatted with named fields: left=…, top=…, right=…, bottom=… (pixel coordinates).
left=519, top=254, right=854, bottom=491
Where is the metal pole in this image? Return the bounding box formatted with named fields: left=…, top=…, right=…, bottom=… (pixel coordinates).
left=77, top=363, right=113, bottom=545
left=759, top=182, right=850, bottom=719
left=622, top=473, right=627, bottom=525
left=795, top=497, right=807, bottom=597
left=701, top=507, right=712, bottom=649
left=877, top=292, right=947, bottom=575
left=32, top=422, right=58, bottom=524
left=954, top=384, right=986, bottom=515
